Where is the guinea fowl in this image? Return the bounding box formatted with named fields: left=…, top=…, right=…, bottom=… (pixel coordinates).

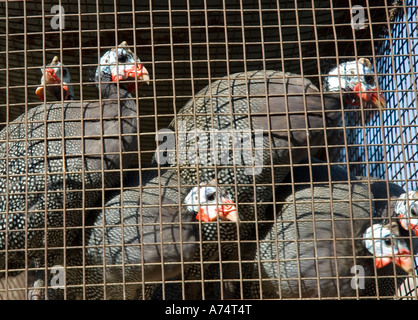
left=34, top=50, right=235, bottom=300
left=49, top=172, right=235, bottom=300
left=240, top=160, right=414, bottom=299
left=0, top=42, right=150, bottom=276
left=0, top=56, right=76, bottom=300
left=152, top=58, right=386, bottom=298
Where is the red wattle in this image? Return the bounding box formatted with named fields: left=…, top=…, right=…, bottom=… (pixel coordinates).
left=375, top=257, right=391, bottom=269
left=196, top=208, right=211, bottom=222
left=63, top=85, right=69, bottom=100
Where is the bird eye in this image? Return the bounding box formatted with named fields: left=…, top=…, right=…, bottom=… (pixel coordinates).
left=206, top=192, right=216, bottom=202
left=118, top=54, right=128, bottom=63
left=363, top=75, right=375, bottom=85
left=384, top=237, right=391, bottom=246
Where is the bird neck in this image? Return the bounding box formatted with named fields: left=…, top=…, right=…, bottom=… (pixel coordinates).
left=95, top=79, right=137, bottom=120
left=98, top=82, right=132, bottom=100
left=67, top=87, right=76, bottom=101
left=96, top=73, right=133, bottom=100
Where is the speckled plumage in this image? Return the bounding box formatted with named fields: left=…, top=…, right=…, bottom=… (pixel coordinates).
left=0, top=74, right=139, bottom=273
left=151, top=68, right=377, bottom=299
left=45, top=168, right=200, bottom=300
left=29, top=46, right=206, bottom=300
left=240, top=159, right=410, bottom=299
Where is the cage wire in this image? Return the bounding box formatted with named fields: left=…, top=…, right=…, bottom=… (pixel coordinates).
left=341, top=0, right=418, bottom=293
left=346, top=0, right=418, bottom=192
left=0, top=0, right=417, bottom=300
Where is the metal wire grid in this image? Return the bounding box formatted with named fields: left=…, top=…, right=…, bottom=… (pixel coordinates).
left=345, top=0, right=418, bottom=293
left=346, top=1, right=418, bottom=189
left=0, top=0, right=416, bottom=300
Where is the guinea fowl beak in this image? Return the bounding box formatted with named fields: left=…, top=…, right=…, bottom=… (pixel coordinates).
left=35, top=68, right=69, bottom=101
left=196, top=197, right=238, bottom=222
left=35, top=86, right=45, bottom=102
left=127, top=63, right=150, bottom=84
left=351, top=83, right=387, bottom=111
left=111, top=63, right=150, bottom=92
left=217, top=197, right=239, bottom=222
left=375, top=248, right=415, bottom=275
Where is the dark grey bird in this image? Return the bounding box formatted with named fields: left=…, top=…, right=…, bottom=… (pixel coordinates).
left=240, top=159, right=414, bottom=299
left=48, top=170, right=235, bottom=300
left=35, top=51, right=235, bottom=300
left=0, top=42, right=150, bottom=275
left=152, top=59, right=386, bottom=299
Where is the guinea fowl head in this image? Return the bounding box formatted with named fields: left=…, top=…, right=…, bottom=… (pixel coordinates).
left=394, top=191, right=418, bottom=236
left=35, top=56, right=75, bottom=101
left=95, top=41, right=150, bottom=94
left=363, top=222, right=415, bottom=275
left=324, top=58, right=386, bottom=111
left=184, top=180, right=238, bottom=222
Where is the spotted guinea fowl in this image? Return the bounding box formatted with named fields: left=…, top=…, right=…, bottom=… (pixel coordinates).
left=35, top=56, right=75, bottom=102
left=0, top=56, right=76, bottom=300
left=47, top=174, right=236, bottom=300
left=29, top=46, right=155, bottom=300
left=151, top=59, right=386, bottom=299
left=33, top=51, right=234, bottom=300
left=239, top=160, right=413, bottom=299
left=0, top=42, right=150, bottom=275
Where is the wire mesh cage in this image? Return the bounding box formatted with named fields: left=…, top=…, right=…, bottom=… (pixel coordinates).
left=0, top=0, right=417, bottom=300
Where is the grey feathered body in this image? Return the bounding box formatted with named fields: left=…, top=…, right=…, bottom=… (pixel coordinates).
left=49, top=168, right=199, bottom=300
left=242, top=159, right=408, bottom=299
left=0, top=86, right=138, bottom=272
left=152, top=70, right=345, bottom=298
